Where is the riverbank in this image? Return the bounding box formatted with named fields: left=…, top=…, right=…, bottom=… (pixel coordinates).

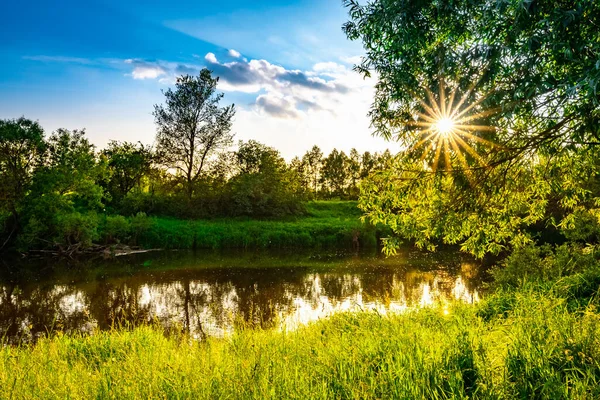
left=121, top=201, right=384, bottom=250
left=2, top=270, right=599, bottom=399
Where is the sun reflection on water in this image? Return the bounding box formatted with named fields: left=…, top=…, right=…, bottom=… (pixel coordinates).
left=0, top=260, right=482, bottom=343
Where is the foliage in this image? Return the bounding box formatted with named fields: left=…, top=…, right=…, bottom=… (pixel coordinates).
left=360, top=140, right=600, bottom=257
left=0, top=118, right=46, bottom=248
left=101, top=215, right=131, bottom=244
left=320, top=149, right=349, bottom=198
left=226, top=140, right=304, bottom=217
left=301, top=145, right=323, bottom=195
left=17, top=129, right=106, bottom=250
left=345, top=0, right=600, bottom=257
left=101, top=141, right=153, bottom=207
left=343, top=0, right=600, bottom=157
left=491, top=242, right=600, bottom=289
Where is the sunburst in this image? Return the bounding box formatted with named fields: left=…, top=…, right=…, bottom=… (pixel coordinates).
left=409, top=79, right=500, bottom=177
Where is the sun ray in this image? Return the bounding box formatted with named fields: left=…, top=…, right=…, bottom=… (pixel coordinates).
left=424, top=88, right=443, bottom=118
left=448, top=136, right=476, bottom=185
left=413, top=131, right=439, bottom=150
left=454, top=124, right=497, bottom=132
left=453, top=129, right=501, bottom=148
left=419, top=141, right=436, bottom=166
left=432, top=134, right=445, bottom=171
left=443, top=137, right=452, bottom=172
left=440, top=79, right=447, bottom=116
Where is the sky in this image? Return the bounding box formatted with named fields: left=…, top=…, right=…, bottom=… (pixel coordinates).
left=0, top=0, right=393, bottom=159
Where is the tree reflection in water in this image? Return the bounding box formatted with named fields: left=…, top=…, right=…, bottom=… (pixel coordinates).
left=0, top=249, right=486, bottom=344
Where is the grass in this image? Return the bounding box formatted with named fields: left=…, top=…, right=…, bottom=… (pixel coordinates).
left=1, top=275, right=599, bottom=399
left=135, top=201, right=384, bottom=250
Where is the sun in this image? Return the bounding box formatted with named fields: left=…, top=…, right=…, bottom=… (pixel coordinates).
left=435, top=117, right=455, bottom=136
left=409, top=78, right=499, bottom=175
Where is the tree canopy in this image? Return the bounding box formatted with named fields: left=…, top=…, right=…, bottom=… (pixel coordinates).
left=344, top=0, right=600, bottom=161
left=344, top=0, right=600, bottom=257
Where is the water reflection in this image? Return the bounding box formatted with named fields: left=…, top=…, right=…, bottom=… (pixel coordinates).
left=0, top=249, right=485, bottom=343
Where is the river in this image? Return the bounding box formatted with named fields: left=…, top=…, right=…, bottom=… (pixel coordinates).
left=0, top=248, right=487, bottom=344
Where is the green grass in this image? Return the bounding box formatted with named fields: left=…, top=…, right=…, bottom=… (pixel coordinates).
left=135, top=201, right=383, bottom=250
left=2, top=276, right=599, bottom=399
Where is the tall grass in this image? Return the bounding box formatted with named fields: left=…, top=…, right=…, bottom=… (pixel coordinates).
left=2, top=278, right=599, bottom=399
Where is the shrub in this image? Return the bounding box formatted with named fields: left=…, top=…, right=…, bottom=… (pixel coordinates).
left=54, top=212, right=100, bottom=248
left=101, top=215, right=131, bottom=244
left=491, top=243, right=600, bottom=288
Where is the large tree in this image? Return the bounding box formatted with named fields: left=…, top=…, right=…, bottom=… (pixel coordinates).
left=344, top=0, right=600, bottom=257
left=343, top=0, right=600, bottom=165
left=154, top=69, right=235, bottom=198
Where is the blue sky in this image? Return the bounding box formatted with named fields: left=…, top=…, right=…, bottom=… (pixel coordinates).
left=0, top=0, right=392, bottom=159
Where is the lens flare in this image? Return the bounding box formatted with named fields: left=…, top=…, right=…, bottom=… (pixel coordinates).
left=435, top=118, right=455, bottom=136
left=408, top=79, right=500, bottom=177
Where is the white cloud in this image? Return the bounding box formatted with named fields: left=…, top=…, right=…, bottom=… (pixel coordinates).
left=205, top=52, right=218, bottom=64
left=313, top=62, right=347, bottom=74
left=119, top=52, right=391, bottom=159
left=125, top=59, right=167, bottom=80
left=228, top=49, right=241, bottom=58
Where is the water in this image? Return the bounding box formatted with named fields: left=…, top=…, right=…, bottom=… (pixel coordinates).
left=0, top=248, right=486, bottom=343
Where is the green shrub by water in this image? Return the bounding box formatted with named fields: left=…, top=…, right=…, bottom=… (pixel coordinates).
left=1, top=275, right=599, bottom=399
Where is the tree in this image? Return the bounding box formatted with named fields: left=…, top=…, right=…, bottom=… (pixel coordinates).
left=343, top=0, right=600, bottom=166
left=289, top=156, right=310, bottom=198
left=321, top=149, right=349, bottom=198
left=302, top=145, right=323, bottom=196
left=101, top=141, right=153, bottom=206
left=347, top=148, right=361, bottom=198
left=235, top=140, right=285, bottom=175
left=154, top=69, right=235, bottom=199
left=344, top=0, right=600, bottom=257
left=227, top=141, right=301, bottom=216
left=0, top=118, right=45, bottom=248
left=20, top=129, right=105, bottom=250
left=360, top=151, right=376, bottom=179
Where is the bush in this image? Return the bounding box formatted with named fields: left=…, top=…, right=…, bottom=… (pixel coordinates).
left=101, top=215, right=130, bottom=244
left=491, top=243, right=600, bottom=288
left=54, top=212, right=100, bottom=248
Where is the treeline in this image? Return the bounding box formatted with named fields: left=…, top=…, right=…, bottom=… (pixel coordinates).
left=0, top=70, right=393, bottom=252
left=0, top=117, right=390, bottom=251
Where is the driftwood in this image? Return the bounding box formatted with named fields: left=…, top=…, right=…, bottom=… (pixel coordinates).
left=26, top=244, right=162, bottom=259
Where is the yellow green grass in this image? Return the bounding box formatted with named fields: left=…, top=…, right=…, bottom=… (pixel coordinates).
left=1, top=280, right=599, bottom=399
